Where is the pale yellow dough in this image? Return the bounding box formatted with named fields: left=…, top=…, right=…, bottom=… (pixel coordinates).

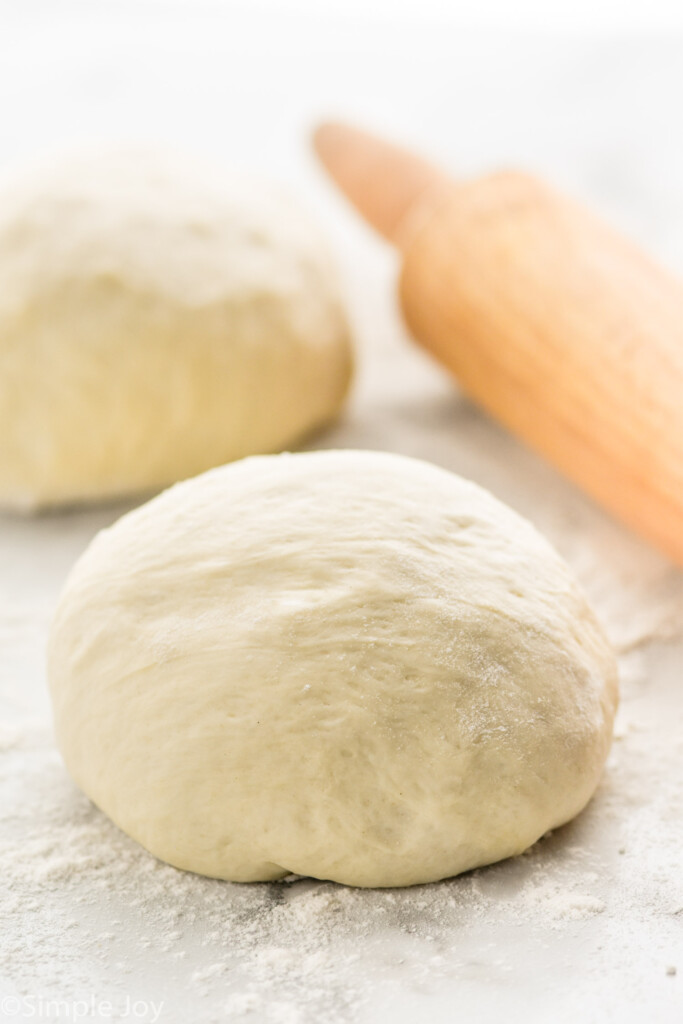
left=0, top=150, right=352, bottom=508
left=48, top=450, right=618, bottom=887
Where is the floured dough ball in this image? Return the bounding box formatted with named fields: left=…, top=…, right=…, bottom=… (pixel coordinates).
left=48, top=450, right=618, bottom=887
left=0, top=150, right=352, bottom=508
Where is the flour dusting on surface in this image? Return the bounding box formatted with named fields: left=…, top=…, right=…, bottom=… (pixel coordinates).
left=1, top=656, right=682, bottom=1024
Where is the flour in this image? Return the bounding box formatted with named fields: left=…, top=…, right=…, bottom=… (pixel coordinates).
left=1, top=647, right=682, bottom=1024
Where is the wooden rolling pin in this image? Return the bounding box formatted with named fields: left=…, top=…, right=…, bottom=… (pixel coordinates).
left=313, top=121, right=683, bottom=567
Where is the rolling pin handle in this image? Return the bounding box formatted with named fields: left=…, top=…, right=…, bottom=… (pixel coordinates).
left=313, top=121, right=451, bottom=249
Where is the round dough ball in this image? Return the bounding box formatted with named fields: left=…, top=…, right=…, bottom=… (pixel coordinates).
left=0, top=150, right=352, bottom=509
left=48, top=450, right=618, bottom=888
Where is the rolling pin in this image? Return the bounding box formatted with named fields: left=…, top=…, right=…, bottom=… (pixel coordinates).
left=313, top=121, right=683, bottom=567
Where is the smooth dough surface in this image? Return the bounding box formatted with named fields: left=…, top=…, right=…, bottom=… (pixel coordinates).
left=0, top=150, right=352, bottom=508
left=48, top=450, right=618, bottom=887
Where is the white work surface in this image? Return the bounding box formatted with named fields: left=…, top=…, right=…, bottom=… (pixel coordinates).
left=1, top=4, right=682, bottom=1022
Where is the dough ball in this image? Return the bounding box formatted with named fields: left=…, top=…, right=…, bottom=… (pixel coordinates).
left=0, top=150, right=352, bottom=509
left=48, top=450, right=618, bottom=888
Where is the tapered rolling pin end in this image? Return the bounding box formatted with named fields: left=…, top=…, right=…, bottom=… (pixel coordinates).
left=313, top=120, right=451, bottom=247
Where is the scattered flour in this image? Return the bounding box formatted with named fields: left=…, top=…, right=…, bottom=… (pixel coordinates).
left=1, top=637, right=682, bottom=1024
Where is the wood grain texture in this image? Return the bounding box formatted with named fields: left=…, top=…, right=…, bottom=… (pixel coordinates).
left=399, top=170, right=683, bottom=564
left=314, top=122, right=683, bottom=565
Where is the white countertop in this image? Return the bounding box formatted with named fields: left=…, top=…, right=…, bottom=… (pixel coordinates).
left=1, top=5, right=682, bottom=1022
